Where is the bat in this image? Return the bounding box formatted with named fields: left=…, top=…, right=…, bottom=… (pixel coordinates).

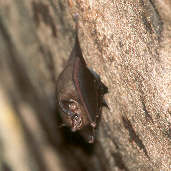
left=56, top=30, right=108, bottom=143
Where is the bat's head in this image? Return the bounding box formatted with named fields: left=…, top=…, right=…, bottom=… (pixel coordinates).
left=58, top=98, right=90, bottom=132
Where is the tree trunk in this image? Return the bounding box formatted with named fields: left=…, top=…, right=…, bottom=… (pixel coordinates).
left=0, top=0, right=170, bottom=171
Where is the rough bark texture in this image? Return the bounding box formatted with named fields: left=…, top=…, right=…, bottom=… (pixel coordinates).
left=0, top=0, right=170, bottom=171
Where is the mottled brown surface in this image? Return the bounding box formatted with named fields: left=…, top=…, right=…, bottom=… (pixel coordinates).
left=0, top=0, right=170, bottom=171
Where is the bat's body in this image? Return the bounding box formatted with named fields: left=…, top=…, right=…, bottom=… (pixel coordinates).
left=56, top=34, right=108, bottom=143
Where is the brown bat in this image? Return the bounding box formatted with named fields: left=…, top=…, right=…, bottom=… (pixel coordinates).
left=56, top=32, right=108, bottom=143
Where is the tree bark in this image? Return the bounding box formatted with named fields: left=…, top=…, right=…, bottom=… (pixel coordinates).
left=0, top=0, right=170, bottom=171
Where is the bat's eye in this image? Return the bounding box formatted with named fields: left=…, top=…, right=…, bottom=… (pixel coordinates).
left=71, top=114, right=82, bottom=132
left=59, top=99, right=77, bottom=117
left=61, top=99, right=77, bottom=111
left=68, top=100, right=77, bottom=111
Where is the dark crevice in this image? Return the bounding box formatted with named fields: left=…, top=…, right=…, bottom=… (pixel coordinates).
left=141, top=100, right=153, bottom=123
left=138, top=86, right=154, bottom=123
left=122, top=116, right=150, bottom=159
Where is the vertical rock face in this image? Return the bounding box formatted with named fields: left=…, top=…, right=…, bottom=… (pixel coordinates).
left=0, top=0, right=171, bottom=171
left=72, top=0, right=171, bottom=170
